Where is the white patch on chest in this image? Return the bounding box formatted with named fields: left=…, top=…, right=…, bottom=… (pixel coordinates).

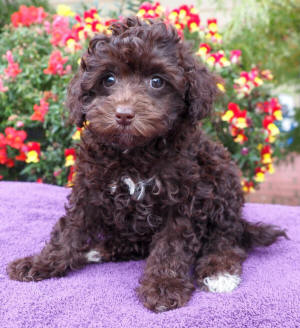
left=85, top=250, right=102, bottom=263
left=110, top=176, right=156, bottom=201
left=203, top=272, right=241, bottom=293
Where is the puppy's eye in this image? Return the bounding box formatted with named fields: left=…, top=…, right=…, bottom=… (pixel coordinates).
left=103, top=74, right=116, bottom=87
left=150, top=76, right=164, bottom=89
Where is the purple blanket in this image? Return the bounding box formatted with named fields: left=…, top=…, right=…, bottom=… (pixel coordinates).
left=0, top=181, right=299, bottom=328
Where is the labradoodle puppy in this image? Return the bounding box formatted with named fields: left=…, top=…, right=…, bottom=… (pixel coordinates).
left=7, top=17, right=287, bottom=312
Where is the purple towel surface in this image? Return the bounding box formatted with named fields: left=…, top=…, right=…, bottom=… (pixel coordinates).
left=0, top=181, right=300, bottom=328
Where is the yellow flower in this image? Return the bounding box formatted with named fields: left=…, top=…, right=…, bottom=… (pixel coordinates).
left=262, top=153, right=272, bottom=164
left=168, top=11, right=178, bottom=22
left=72, top=130, right=81, bottom=140
left=220, top=57, right=230, bottom=67
left=254, top=77, right=263, bottom=86
left=26, top=150, right=39, bottom=163
left=189, top=22, right=198, bottom=33
left=235, top=77, right=247, bottom=85
left=65, top=155, right=75, bottom=167
left=242, top=181, right=255, bottom=193
left=208, top=23, right=217, bottom=33
left=96, top=23, right=104, bottom=32
left=268, top=123, right=280, bottom=136
left=221, top=110, right=234, bottom=122
left=257, top=143, right=263, bottom=151
left=179, top=9, right=187, bottom=20
left=268, top=135, right=276, bottom=143
left=57, top=5, right=75, bottom=17
left=156, top=5, right=163, bottom=15
left=78, top=30, right=85, bottom=40
left=254, top=172, right=265, bottom=183
left=66, top=38, right=76, bottom=52
left=235, top=117, right=248, bottom=129
left=273, top=110, right=283, bottom=121
left=234, top=134, right=245, bottom=144
left=137, top=9, right=146, bottom=17
left=217, top=83, right=225, bottom=93
left=214, top=33, right=222, bottom=42
left=206, top=56, right=216, bottom=66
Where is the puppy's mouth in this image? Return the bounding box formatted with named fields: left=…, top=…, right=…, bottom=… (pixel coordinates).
left=86, top=107, right=169, bottom=149
left=112, top=125, right=145, bottom=148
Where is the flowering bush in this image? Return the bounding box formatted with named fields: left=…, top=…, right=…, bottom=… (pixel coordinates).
left=0, top=2, right=283, bottom=191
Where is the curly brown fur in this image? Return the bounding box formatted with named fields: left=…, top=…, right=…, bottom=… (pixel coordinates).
left=7, top=17, right=287, bottom=312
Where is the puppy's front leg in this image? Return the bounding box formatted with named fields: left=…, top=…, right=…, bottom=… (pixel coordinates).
left=137, top=217, right=199, bottom=312
left=7, top=215, right=90, bottom=282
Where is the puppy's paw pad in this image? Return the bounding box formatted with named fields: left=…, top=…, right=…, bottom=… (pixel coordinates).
left=203, top=272, right=241, bottom=293
left=86, top=250, right=102, bottom=263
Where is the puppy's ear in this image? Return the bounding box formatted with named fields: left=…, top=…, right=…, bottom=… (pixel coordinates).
left=184, top=53, right=219, bottom=124
left=66, top=59, right=86, bottom=128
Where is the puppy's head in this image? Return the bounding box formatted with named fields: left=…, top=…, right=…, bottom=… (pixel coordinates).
left=67, top=17, right=218, bottom=149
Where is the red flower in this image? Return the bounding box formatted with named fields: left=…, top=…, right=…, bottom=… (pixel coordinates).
left=261, top=145, right=272, bottom=164
left=67, top=166, right=75, bottom=187
left=197, top=43, right=211, bottom=56
left=230, top=127, right=248, bottom=144
left=254, top=167, right=265, bottom=182
left=0, top=146, right=7, bottom=165
left=44, top=51, right=71, bottom=76
left=256, top=98, right=282, bottom=121
left=4, top=127, right=27, bottom=149
left=5, top=158, right=15, bottom=168
left=11, top=5, right=47, bottom=27
left=0, top=133, right=5, bottom=147
left=187, top=14, right=200, bottom=32
left=230, top=50, right=242, bottom=64
left=207, top=18, right=217, bottom=25
left=24, top=142, right=41, bottom=163
left=137, top=2, right=162, bottom=19
left=83, top=8, right=98, bottom=20
left=31, top=98, right=49, bottom=122
left=65, top=148, right=76, bottom=167
left=4, top=51, right=22, bottom=79
left=15, top=150, right=27, bottom=162
left=242, top=180, right=255, bottom=193
left=206, top=51, right=230, bottom=68
left=222, top=103, right=249, bottom=129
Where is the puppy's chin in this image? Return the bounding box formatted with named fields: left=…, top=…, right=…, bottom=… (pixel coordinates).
left=96, top=128, right=150, bottom=150
left=113, top=130, right=136, bottom=149
left=89, top=121, right=168, bottom=150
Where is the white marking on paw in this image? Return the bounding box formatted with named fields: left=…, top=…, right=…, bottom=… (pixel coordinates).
left=156, top=305, right=168, bottom=312
left=203, top=273, right=241, bottom=293
left=86, top=250, right=102, bottom=263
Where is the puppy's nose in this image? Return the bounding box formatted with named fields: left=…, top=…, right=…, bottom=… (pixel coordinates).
left=115, top=106, right=135, bottom=126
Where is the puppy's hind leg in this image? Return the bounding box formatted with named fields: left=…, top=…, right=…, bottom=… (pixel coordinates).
left=7, top=215, right=91, bottom=282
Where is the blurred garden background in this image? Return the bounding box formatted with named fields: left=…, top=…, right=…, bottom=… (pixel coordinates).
left=0, top=0, right=299, bottom=205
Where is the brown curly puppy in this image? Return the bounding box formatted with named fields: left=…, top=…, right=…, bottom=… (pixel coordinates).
left=7, top=17, right=287, bottom=312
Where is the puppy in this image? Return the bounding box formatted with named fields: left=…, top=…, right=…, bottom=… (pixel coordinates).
left=7, top=17, right=286, bottom=312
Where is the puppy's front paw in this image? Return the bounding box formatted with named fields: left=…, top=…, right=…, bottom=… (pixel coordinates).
left=7, top=256, right=38, bottom=282
left=137, top=276, right=194, bottom=312
left=7, top=256, right=58, bottom=282
left=202, top=272, right=241, bottom=293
